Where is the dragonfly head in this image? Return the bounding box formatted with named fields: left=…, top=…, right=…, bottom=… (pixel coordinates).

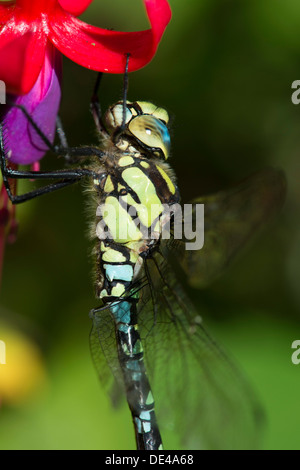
left=103, top=101, right=171, bottom=160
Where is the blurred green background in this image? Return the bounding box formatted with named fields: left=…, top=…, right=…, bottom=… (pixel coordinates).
left=0, top=0, right=300, bottom=450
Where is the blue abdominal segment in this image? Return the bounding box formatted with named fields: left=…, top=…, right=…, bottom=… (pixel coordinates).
left=104, top=264, right=133, bottom=282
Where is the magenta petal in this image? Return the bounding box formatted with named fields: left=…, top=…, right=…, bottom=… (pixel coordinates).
left=3, top=43, right=62, bottom=165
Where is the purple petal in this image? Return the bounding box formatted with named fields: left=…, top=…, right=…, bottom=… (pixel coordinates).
left=3, top=43, right=62, bottom=165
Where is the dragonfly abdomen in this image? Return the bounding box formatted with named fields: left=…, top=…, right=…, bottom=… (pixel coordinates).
left=111, top=298, right=163, bottom=450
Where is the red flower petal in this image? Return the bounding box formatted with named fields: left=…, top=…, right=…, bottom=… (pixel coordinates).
left=49, top=0, right=172, bottom=73
left=58, top=0, right=93, bottom=16
left=0, top=18, right=48, bottom=94
left=15, top=0, right=56, bottom=12
left=0, top=3, right=15, bottom=22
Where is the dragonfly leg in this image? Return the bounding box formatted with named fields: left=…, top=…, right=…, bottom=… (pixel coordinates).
left=0, top=112, right=103, bottom=203
left=112, top=53, right=131, bottom=143
left=55, top=115, right=104, bottom=163
left=0, top=126, right=98, bottom=204
left=90, top=72, right=110, bottom=137
left=121, top=53, right=130, bottom=130
left=3, top=101, right=104, bottom=160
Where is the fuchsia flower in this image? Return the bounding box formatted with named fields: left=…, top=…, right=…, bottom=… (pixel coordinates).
left=0, top=0, right=172, bottom=164
left=0, top=0, right=171, bottom=95
left=0, top=0, right=172, bottom=285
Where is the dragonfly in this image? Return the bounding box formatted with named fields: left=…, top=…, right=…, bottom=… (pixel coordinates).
left=0, top=69, right=286, bottom=450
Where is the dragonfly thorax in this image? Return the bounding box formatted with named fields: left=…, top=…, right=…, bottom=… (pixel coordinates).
left=93, top=149, right=179, bottom=302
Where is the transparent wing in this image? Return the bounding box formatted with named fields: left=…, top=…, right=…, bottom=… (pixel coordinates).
left=89, top=305, right=125, bottom=404
left=138, top=255, right=264, bottom=450
left=176, top=168, right=286, bottom=288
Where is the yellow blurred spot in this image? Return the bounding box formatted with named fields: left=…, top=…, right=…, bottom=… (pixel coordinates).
left=0, top=323, right=47, bottom=405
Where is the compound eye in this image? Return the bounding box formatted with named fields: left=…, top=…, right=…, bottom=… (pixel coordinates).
left=128, top=115, right=170, bottom=159
left=104, top=102, right=132, bottom=130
